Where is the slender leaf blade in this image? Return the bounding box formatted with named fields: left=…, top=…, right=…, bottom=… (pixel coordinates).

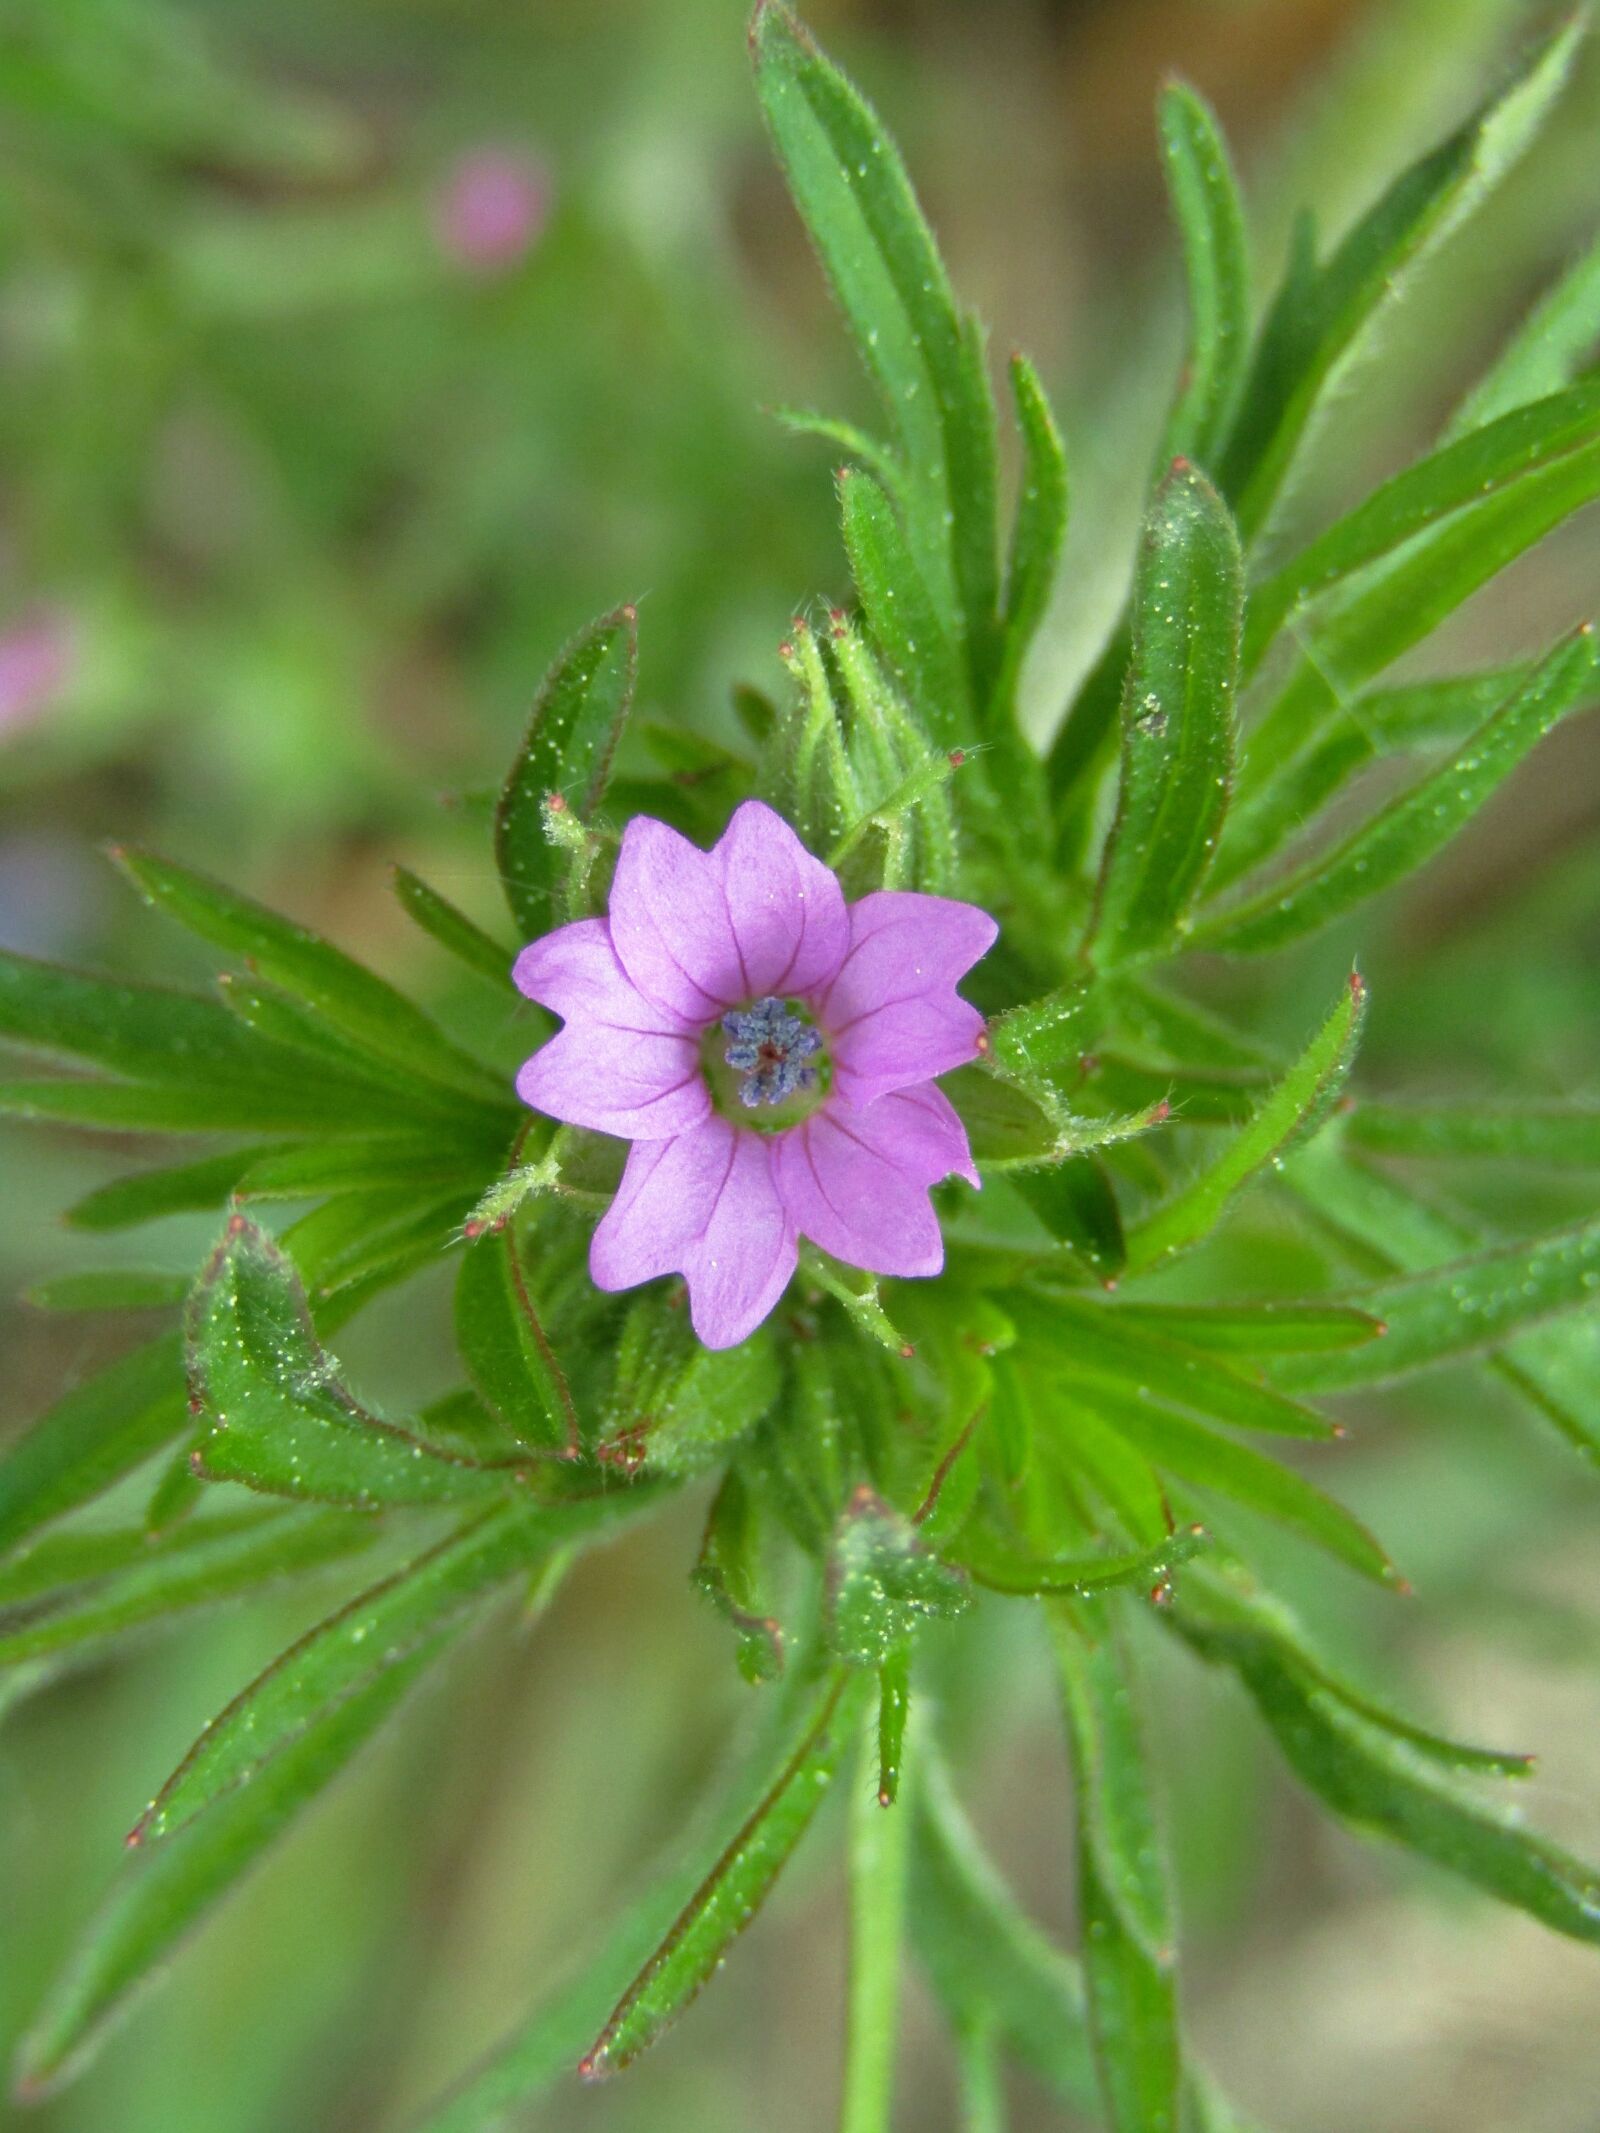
left=1346, top=1102, right=1600, bottom=1166
left=752, top=0, right=1000, bottom=697
left=111, top=847, right=506, bottom=1106
left=392, top=867, right=514, bottom=985
left=1201, top=633, right=1598, bottom=954
left=494, top=604, right=638, bottom=939
left=14, top=1631, right=458, bottom=2097
left=1217, top=21, right=1581, bottom=539
left=1090, top=461, right=1242, bottom=969
left=455, top=1229, right=578, bottom=1458
left=0, top=1336, right=184, bottom=1560
left=1448, top=229, right=1600, bottom=439
left=187, top=1216, right=511, bottom=1508
left=579, top=1669, right=869, bottom=2078
left=1157, top=82, right=1251, bottom=473
left=839, top=464, right=969, bottom=743
left=1275, top=1207, right=1600, bottom=1395
left=995, top=352, right=1069, bottom=721
left=1052, top=1603, right=1180, bottom=2132
left=1126, top=974, right=1366, bottom=1272
left=0, top=1509, right=378, bottom=1671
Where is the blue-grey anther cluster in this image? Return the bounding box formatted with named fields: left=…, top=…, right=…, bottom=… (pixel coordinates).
left=721, top=995, right=823, bottom=1108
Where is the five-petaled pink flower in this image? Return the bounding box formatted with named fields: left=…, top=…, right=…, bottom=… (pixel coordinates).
left=513, top=801, right=997, bottom=1349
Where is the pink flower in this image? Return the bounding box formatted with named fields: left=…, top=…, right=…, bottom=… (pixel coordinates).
left=513, top=800, right=997, bottom=1349
left=0, top=610, right=74, bottom=738
left=433, top=148, right=550, bottom=275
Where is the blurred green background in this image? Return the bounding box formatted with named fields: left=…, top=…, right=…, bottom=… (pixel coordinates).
left=5, top=0, right=1600, bottom=2127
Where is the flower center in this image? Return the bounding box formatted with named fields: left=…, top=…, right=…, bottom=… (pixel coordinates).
left=703, top=996, right=829, bottom=1130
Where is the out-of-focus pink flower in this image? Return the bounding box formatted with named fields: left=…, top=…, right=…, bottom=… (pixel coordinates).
left=433, top=149, right=550, bottom=275
left=0, top=610, right=74, bottom=738
left=513, top=800, right=997, bottom=1349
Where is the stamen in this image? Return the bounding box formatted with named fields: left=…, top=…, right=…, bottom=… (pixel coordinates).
left=722, top=996, right=822, bottom=1109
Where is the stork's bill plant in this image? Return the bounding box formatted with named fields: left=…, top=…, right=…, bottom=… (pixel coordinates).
left=5, top=6, right=1600, bottom=2127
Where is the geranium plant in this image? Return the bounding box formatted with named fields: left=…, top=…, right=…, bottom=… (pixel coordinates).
left=4, top=6, right=1600, bottom=2128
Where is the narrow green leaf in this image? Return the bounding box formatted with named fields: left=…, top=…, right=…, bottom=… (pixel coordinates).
left=64, top=1149, right=272, bottom=1232
left=1069, top=1375, right=1395, bottom=1585
left=1353, top=665, right=1535, bottom=751
left=579, top=1668, right=870, bottom=2078
left=392, top=866, right=515, bottom=985
left=25, top=1271, right=189, bottom=1313
left=187, top=1217, right=512, bottom=1508
left=239, top=1133, right=494, bottom=1200
left=1347, top=1102, right=1600, bottom=1166
left=911, top=1755, right=1097, bottom=2113
left=0, top=1076, right=395, bottom=1136
left=407, top=1669, right=858, bottom=2129
left=995, top=353, right=1069, bottom=721
left=772, top=405, right=902, bottom=495
left=0, top=949, right=322, bottom=1090
left=1245, top=382, right=1600, bottom=671
left=455, top=1229, right=578, bottom=1459
left=752, top=0, right=1000, bottom=697
left=962, top=1525, right=1206, bottom=1598
left=1275, top=1206, right=1600, bottom=1396
left=0, top=1336, right=184, bottom=1559
left=1217, top=21, right=1581, bottom=538
left=1173, top=1562, right=1536, bottom=1780
left=1052, top=1604, right=1180, bottom=2132
left=1014, top=1156, right=1126, bottom=1282
left=1090, top=461, right=1242, bottom=969
left=1204, top=631, right=1598, bottom=954
left=693, top=1470, right=784, bottom=1685
left=1022, top=1294, right=1338, bottom=1438
left=135, top=1489, right=644, bottom=1845
left=1177, top=1607, right=1600, bottom=1947
left=1111, top=1300, right=1384, bottom=1356
left=1156, top=82, right=1251, bottom=472
left=14, top=1628, right=458, bottom=2097
left=1044, top=1394, right=1172, bottom=1551
left=1210, top=664, right=1536, bottom=899
left=1448, top=229, right=1600, bottom=439
left=601, top=1292, right=780, bottom=1478
left=0, top=1509, right=377, bottom=1671
left=0, top=1508, right=284, bottom=1609
left=840, top=1704, right=910, bottom=2133
left=839, top=465, right=969, bottom=743
left=494, top=604, right=638, bottom=939
left=1126, top=974, right=1366, bottom=1272
left=111, top=846, right=506, bottom=1108
left=1250, top=660, right=1543, bottom=882
left=912, top=1758, right=1244, bottom=2129
left=1238, top=462, right=1600, bottom=803
left=1286, top=1137, right=1600, bottom=1461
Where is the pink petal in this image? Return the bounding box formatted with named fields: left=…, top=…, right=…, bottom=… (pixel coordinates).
left=513, top=917, right=690, bottom=1034
left=516, top=1028, right=707, bottom=1139
left=513, top=915, right=707, bottom=1138
left=607, top=816, right=746, bottom=1024
left=773, top=1084, right=978, bottom=1278
left=711, top=799, right=849, bottom=1003
left=591, top=1115, right=796, bottom=1349
left=822, top=891, right=997, bottom=1105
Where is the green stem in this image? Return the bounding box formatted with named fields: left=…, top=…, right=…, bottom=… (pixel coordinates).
left=955, top=2006, right=1008, bottom=2133
left=839, top=1707, right=911, bottom=2133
